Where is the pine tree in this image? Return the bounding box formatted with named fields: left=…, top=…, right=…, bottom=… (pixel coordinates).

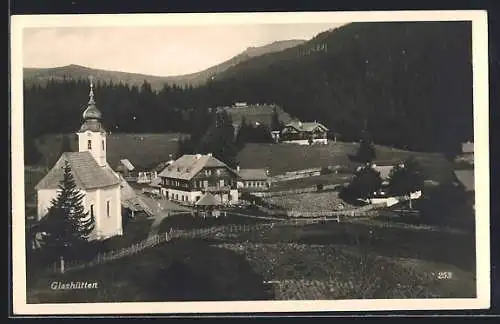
left=342, top=165, right=382, bottom=202
left=387, top=157, right=425, bottom=209
left=356, top=130, right=376, bottom=164
left=270, top=107, right=282, bottom=131
left=39, top=160, right=95, bottom=259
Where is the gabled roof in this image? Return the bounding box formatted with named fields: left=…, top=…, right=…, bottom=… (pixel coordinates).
left=119, top=159, right=135, bottom=171
left=238, top=169, right=269, bottom=181
left=35, top=152, right=121, bottom=190
left=158, top=154, right=235, bottom=180
left=454, top=169, right=475, bottom=192
left=372, top=165, right=394, bottom=180
left=196, top=192, right=219, bottom=206
left=462, top=142, right=474, bottom=154
left=284, top=121, right=329, bottom=132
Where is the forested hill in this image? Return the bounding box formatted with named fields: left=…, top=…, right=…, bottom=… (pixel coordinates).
left=23, top=21, right=474, bottom=164
left=208, top=21, right=474, bottom=154
left=23, top=39, right=306, bottom=90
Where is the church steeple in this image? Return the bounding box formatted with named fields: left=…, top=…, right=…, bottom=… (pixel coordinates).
left=80, top=76, right=104, bottom=130
left=77, top=76, right=107, bottom=167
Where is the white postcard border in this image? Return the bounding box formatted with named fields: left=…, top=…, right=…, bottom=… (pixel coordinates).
left=10, top=10, right=490, bottom=315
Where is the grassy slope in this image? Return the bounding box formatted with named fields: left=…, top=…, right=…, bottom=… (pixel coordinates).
left=35, top=133, right=184, bottom=170
left=237, top=142, right=454, bottom=183
left=27, top=218, right=476, bottom=302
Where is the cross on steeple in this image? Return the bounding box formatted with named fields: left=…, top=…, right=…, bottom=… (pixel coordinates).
left=88, top=75, right=95, bottom=104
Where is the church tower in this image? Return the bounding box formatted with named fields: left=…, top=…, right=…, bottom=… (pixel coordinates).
left=77, top=76, right=107, bottom=167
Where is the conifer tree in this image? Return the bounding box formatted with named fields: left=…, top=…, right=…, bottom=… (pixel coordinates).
left=39, top=160, right=95, bottom=258
left=387, top=157, right=425, bottom=209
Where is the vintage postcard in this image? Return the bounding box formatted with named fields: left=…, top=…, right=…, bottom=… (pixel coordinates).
left=11, top=10, right=490, bottom=315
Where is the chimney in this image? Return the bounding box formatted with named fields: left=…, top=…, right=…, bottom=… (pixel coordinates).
left=237, top=165, right=240, bottom=172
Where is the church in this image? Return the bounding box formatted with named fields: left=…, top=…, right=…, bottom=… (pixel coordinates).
left=35, top=79, right=124, bottom=240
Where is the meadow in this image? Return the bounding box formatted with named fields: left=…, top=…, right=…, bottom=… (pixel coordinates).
left=26, top=215, right=476, bottom=303
left=237, top=142, right=455, bottom=183
left=31, top=133, right=454, bottom=184
left=225, top=104, right=293, bottom=127
left=34, top=133, right=185, bottom=170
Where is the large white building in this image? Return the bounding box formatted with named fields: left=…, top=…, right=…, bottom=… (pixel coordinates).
left=158, top=154, right=240, bottom=206
left=35, top=80, right=124, bottom=240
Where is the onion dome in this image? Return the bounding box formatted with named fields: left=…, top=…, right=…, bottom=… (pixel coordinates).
left=79, top=77, right=106, bottom=133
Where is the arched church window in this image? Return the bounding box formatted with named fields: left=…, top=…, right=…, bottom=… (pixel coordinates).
left=102, top=140, right=105, bottom=150
left=88, top=140, right=92, bottom=150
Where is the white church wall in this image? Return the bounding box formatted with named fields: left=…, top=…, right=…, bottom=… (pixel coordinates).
left=94, top=186, right=122, bottom=239
left=36, top=188, right=59, bottom=220
left=78, top=130, right=107, bottom=167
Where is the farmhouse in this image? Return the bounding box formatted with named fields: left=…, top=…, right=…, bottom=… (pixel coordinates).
left=454, top=169, right=475, bottom=209
left=158, top=153, right=239, bottom=206
left=456, top=141, right=474, bottom=166
left=372, top=164, right=394, bottom=186
left=116, top=159, right=135, bottom=179
left=35, top=80, right=123, bottom=240
left=280, top=120, right=329, bottom=145
left=236, top=166, right=271, bottom=191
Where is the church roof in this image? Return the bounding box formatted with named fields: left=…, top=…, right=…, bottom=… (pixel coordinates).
left=35, top=152, right=121, bottom=190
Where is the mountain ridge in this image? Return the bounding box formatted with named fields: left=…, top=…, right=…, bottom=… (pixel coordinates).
left=23, top=39, right=306, bottom=90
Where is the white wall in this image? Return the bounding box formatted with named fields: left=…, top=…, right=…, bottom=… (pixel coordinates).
left=37, top=188, right=60, bottom=220
left=77, top=130, right=107, bottom=167
left=92, top=186, right=122, bottom=240
left=167, top=188, right=203, bottom=204
left=38, top=186, right=122, bottom=241
left=282, top=139, right=328, bottom=145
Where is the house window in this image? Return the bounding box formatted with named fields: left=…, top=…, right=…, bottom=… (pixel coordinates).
left=102, top=140, right=105, bottom=150
left=196, top=196, right=200, bottom=201
left=87, top=140, right=92, bottom=150
left=228, top=194, right=232, bottom=201
left=90, top=204, right=94, bottom=218
left=205, top=169, right=211, bottom=176
left=106, top=201, right=110, bottom=218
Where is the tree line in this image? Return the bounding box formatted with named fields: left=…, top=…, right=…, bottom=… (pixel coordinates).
left=24, top=22, right=474, bottom=165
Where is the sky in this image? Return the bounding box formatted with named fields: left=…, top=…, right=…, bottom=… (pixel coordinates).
left=22, top=23, right=345, bottom=76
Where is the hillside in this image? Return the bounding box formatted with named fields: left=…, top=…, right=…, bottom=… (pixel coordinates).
left=207, top=21, right=474, bottom=154
left=23, top=39, right=305, bottom=91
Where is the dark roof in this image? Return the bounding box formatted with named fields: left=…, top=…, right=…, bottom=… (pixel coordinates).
left=35, top=152, right=120, bottom=190
left=454, top=170, right=475, bottom=192
left=284, top=121, right=329, bottom=132
left=238, top=169, right=268, bottom=181
left=159, top=154, right=234, bottom=180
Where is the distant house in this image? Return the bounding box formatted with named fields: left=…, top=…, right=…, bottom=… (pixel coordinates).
left=371, top=164, right=395, bottom=186
left=280, top=120, right=329, bottom=145
left=116, top=159, right=136, bottom=180
left=456, top=141, right=474, bottom=166
left=236, top=166, right=271, bottom=191
left=158, top=153, right=239, bottom=206
left=233, top=102, right=248, bottom=108
left=454, top=169, right=475, bottom=209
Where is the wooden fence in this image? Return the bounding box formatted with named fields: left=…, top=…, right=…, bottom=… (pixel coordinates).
left=254, top=183, right=342, bottom=198
left=47, top=204, right=384, bottom=274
